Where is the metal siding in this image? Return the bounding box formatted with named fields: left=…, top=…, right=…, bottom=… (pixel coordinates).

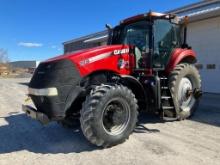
left=177, top=2, right=220, bottom=17
left=64, top=40, right=105, bottom=54
left=10, top=61, right=40, bottom=68
left=187, top=16, right=220, bottom=93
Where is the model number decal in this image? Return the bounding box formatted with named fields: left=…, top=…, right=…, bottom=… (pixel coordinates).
left=79, top=52, right=112, bottom=66
left=79, top=48, right=129, bottom=66
left=113, top=48, right=129, bottom=55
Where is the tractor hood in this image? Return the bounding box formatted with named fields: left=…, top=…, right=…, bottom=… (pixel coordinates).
left=46, top=45, right=130, bottom=62
left=44, top=45, right=131, bottom=76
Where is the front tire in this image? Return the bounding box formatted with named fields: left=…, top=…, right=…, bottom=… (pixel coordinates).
left=169, top=63, right=201, bottom=120
left=80, top=84, right=138, bottom=147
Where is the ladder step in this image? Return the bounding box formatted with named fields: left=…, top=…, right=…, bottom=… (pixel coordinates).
left=161, top=86, right=169, bottom=90
left=163, top=117, right=178, bottom=121
left=162, top=106, right=174, bottom=110
left=161, top=96, right=171, bottom=99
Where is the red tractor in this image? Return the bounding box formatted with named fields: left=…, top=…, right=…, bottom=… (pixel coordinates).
left=23, top=12, right=202, bottom=147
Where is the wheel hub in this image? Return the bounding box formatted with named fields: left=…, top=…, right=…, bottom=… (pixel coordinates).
left=178, top=77, right=196, bottom=112
left=102, top=98, right=130, bottom=135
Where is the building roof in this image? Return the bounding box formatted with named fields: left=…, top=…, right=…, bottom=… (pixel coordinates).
left=168, top=0, right=218, bottom=14
left=63, top=30, right=108, bottom=45
left=168, top=0, right=220, bottom=22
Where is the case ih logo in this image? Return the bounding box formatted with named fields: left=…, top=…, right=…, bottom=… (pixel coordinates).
left=113, top=48, right=129, bottom=55
left=79, top=48, right=130, bottom=66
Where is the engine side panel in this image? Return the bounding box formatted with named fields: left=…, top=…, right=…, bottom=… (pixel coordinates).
left=70, top=45, right=133, bottom=76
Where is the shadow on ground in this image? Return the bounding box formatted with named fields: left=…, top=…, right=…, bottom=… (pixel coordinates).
left=135, top=113, right=161, bottom=133
left=18, top=82, right=29, bottom=86
left=0, top=112, right=161, bottom=154
left=0, top=94, right=219, bottom=154
left=191, top=103, right=220, bottom=127
left=136, top=95, right=220, bottom=128
left=0, top=114, right=98, bottom=154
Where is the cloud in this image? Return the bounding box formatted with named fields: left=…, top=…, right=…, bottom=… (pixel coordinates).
left=18, top=42, right=43, bottom=48
left=51, top=45, right=62, bottom=51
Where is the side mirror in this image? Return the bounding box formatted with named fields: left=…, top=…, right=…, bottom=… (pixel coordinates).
left=105, top=24, right=112, bottom=30
left=159, top=41, right=164, bottom=47
left=183, top=16, right=189, bottom=27
left=172, top=41, right=177, bottom=46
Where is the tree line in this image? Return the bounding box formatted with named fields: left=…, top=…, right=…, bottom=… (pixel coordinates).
left=0, top=49, right=10, bottom=63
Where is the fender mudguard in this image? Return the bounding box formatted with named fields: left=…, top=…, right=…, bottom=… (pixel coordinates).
left=120, top=75, right=147, bottom=103
left=166, top=48, right=197, bottom=74
left=64, top=86, right=85, bottom=113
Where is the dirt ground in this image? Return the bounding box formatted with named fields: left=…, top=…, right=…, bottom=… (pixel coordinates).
left=0, top=78, right=220, bottom=165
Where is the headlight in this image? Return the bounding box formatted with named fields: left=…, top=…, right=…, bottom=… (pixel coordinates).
left=28, top=87, right=58, bottom=96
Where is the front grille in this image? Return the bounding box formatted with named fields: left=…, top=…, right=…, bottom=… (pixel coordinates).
left=29, top=59, right=81, bottom=118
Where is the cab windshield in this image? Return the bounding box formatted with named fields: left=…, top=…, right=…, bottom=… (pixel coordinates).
left=110, top=19, right=182, bottom=68
left=111, top=21, right=150, bottom=52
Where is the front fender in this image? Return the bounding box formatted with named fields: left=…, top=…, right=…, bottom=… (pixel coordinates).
left=120, top=75, right=147, bottom=107
left=64, top=86, right=85, bottom=113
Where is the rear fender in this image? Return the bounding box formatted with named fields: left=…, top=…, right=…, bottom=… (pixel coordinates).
left=166, top=48, right=197, bottom=74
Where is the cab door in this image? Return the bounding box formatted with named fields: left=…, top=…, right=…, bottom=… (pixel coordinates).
left=120, top=21, right=151, bottom=69
left=153, top=19, right=181, bottom=69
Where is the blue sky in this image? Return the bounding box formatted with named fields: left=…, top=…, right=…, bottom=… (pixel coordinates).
left=0, top=0, right=199, bottom=61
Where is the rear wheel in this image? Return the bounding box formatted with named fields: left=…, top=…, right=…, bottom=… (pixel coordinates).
left=80, top=84, right=138, bottom=147
left=169, top=63, right=201, bottom=120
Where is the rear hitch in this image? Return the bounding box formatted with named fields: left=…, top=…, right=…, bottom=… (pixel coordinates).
left=193, top=88, right=203, bottom=99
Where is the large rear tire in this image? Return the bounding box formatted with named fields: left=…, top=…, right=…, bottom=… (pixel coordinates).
left=169, top=63, right=201, bottom=120
left=80, top=84, right=138, bottom=147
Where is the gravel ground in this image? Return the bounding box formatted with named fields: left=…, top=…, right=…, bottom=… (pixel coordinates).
left=0, top=78, right=220, bottom=165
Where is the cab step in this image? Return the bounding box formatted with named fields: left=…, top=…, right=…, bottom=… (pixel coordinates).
left=161, top=86, right=169, bottom=90
left=160, top=76, right=178, bottom=121
left=163, top=116, right=178, bottom=121
left=162, top=106, right=175, bottom=110
left=161, top=96, right=172, bottom=99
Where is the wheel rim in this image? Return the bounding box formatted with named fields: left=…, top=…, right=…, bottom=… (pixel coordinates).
left=177, top=77, right=196, bottom=112
left=102, top=98, right=130, bottom=136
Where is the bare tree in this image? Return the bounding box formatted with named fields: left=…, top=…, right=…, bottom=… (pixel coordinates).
left=0, top=49, right=10, bottom=63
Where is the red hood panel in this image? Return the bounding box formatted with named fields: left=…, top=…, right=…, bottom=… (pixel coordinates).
left=44, top=45, right=132, bottom=76
left=45, top=45, right=127, bottom=62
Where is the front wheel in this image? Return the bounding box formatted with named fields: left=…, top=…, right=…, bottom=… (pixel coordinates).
left=169, top=63, right=202, bottom=120
left=80, top=85, right=138, bottom=147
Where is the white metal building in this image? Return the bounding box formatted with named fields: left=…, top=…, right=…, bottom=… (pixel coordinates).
left=63, top=0, right=220, bottom=93
left=169, top=0, right=220, bottom=93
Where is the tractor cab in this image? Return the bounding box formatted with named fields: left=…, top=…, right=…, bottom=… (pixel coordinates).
left=109, top=12, right=182, bottom=71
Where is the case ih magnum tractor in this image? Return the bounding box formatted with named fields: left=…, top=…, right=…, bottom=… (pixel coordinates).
left=23, top=12, right=202, bottom=147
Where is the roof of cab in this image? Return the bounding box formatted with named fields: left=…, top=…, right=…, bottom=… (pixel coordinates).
left=120, top=11, right=177, bottom=24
